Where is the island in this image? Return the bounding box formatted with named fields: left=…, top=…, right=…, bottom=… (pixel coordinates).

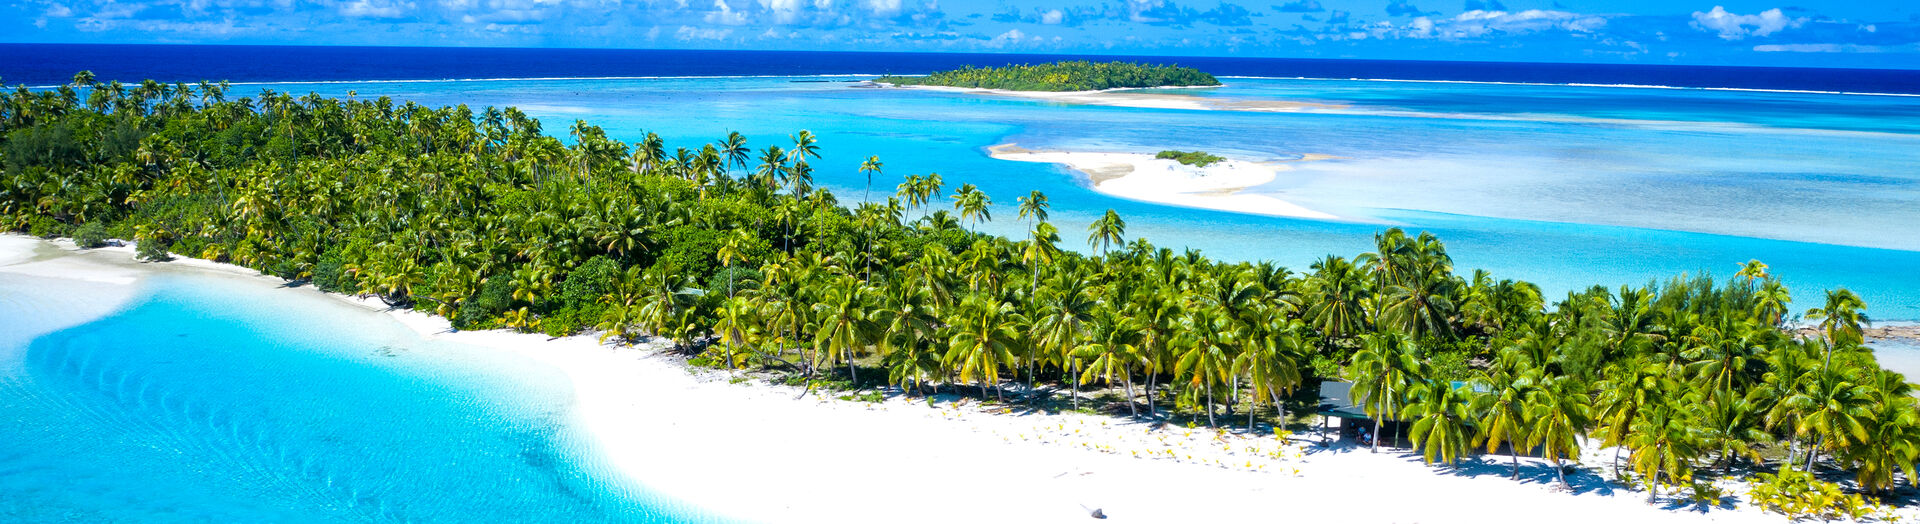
left=874, top=60, right=1222, bottom=92
left=4, top=72, right=1917, bottom=523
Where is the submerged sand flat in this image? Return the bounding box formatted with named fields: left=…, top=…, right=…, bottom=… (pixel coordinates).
left=0, top=234, right=1850, bottom=523
left=989, top=144, right=1341, bottom=221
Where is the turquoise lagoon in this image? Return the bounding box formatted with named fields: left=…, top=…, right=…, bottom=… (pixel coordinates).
left=0, top=268, right=723, bottom=523
left=275, top=75, right=1920, bottom=319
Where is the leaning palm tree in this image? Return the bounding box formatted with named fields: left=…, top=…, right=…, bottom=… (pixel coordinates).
left=1525, top=375, right=1591, bottom=491
left=1402, top=378, right=1475, bottom=466
left=951, top=183, right=991, bottom=232
left=1235, top=319, right=1306, bottom=430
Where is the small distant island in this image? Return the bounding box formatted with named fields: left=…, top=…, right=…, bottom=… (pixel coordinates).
left=1155, top=150, right=1226, bottom=168
left=875, top=60, right=1222, bottom=92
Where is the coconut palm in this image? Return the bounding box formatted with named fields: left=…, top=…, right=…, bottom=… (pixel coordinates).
left=946, top=293, right=1020, bottom=401
left=1401, top=378, right=1475, bottom=466
left=1474, top=361, right=1537, bottom=479
left=1086, top=209, right=1125, bottom=256
left=1627, top=401, right=1698, bottom=503
left=1349, top=332, right=1425, bottom=452
left=1526, top=375, right=1591, bottom=490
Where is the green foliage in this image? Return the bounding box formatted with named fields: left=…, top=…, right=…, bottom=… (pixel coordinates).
left=26, top=215, right=68, bottom=238
left=1426, top=350, right=1471, bottom=382
left=134, top=234, right=171, bottom=262
left=876, top=61, right=1221, bottom=92
left=1155, top=150, right=1226, bottom=167
left=72, top=221, right=109, bottom=248
left=560, top=256, right=622, bottom=309
left=1747, top=469, right=1895, bottom=521
left=310, top=250, right=352, bottom=292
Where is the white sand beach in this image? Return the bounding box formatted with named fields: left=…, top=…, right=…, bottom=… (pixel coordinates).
left=989, top=144, right=1341, bottom=221
left=0, top=234, right=1849, bottom=524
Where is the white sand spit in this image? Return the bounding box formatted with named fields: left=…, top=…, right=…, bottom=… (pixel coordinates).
left=990, top=144, right=1340, bottom=220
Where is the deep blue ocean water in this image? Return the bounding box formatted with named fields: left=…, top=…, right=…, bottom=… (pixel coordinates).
left=6, top=44, right=1920, bottom=95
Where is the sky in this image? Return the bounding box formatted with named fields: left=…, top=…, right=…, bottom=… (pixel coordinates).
left=4, top=0, right=1918, bottom=68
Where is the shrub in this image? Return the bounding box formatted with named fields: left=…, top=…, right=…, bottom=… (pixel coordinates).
left=27, top=216, right=69, bottom=238
left=134, top=234, right=172, bottom=262
left=1155, top=150, right=1226, bottom=167
left=456, top=276, right=515, bottom=329
left=559, top=256, right=621, bottom=309
left=73, top=221, right=109, bottom=248
left=311, top=251, right=351, bottom=292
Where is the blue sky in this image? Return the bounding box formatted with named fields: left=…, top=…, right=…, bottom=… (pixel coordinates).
left=5, top=0, right=1917, bottom=68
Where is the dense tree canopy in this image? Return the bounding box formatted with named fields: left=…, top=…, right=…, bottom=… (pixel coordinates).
left=875, top=61, right=1221, bottom=92
left=3, top=73, right=1915, bottom=509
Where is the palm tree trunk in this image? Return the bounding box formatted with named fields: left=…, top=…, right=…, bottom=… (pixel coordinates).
left=1123, top=373, right=1137, bottom=417
left=1146, top=372, right=1157, bottom=418
left=1272, top=391, right=1286, bottom=430
left=1555, top=458, right=1570, bottom=491
left=1612, top=445, right=1623, bottom=477
left=1512, top=451, right=1521, bottom=480
left=1206, top=384, right=1217, bottom=427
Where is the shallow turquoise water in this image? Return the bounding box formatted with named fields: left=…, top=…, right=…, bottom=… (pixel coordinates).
left=0, top=272, right=723, bottom=523
left=271, top=76, right=1920, bottom=320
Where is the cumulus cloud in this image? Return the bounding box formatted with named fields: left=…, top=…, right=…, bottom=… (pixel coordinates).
left=706, top=0, right=748, bottom=25
left=340, top=0, right=413, bottom=19
left=1691, top=6, right=1802, bottom=40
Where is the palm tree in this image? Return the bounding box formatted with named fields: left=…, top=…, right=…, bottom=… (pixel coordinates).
left=1077, top=308, right=1145, bottom=416
left=1086, top=209, right=1125, bottom=256
left=1782, top=366, right=1874, bottom=471
left=1236, top=320, right=1306, bottom=430
left=858, top=155, right=883, bottom=204
left=1804, top=288, right=1869, bottom=360
left=946, top=293, right=1020, bottom=401
left=1734, top=259, right=1770, bottom=282
left=1474, top=362, right=1537, bottom=479
left=812, top=275, right=880, bottom=385
left=1402, top=378, right=1475, bottom=467
left=952, top=183, right=991, bottom=232
left=1349, top=332, right=1424, bottom=452
left=1627, top=401, right=1698, bottom=503
left=1174, top=308, right=1237, bottom=426
left=720, top=131, right=750, bottom=174
left=1526, top=375, right=1591, bottom=490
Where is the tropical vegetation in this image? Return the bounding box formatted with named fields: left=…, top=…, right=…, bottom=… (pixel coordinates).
left=1154, top=150, right=1225, bottom=168
left=875, top=61, right=1221, bottom=92
left=3, top=73, right=1916, bottom=510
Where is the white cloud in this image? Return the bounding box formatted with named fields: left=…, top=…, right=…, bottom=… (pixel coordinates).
left=340, top=0, right=414, bottom=19
left=864, top=0, right=900, bottom=15
left=1040, top=9, right=1064, bottom=25
left=706, top=0, right=748, bottom=25
left=675, top=24, right=733, bottom=39
left=1691, top=6, right=1801, bottom=40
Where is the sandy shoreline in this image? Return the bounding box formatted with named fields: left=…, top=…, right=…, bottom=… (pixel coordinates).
left=989, top=143, right=1342, bottom=221
left=0, top=234, right=1862, bottom=523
